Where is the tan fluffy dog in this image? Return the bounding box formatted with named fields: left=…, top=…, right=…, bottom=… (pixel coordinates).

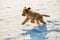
left=22, top=7, right=50, bottom=25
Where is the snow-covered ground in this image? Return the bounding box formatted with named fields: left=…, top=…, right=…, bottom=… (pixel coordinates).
left=0, top=0, right=60, bottom=40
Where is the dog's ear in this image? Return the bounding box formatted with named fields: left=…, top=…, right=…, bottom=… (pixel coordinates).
left=25, top=7, right=31, bottom=13
left=28, top=7, right=31, bottom=10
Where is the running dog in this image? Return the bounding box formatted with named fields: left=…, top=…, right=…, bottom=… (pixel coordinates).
left=22, top=7, right=50, bottom=25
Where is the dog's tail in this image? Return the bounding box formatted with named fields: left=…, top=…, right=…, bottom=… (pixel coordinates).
left=42, top=14, right=50, bottom=17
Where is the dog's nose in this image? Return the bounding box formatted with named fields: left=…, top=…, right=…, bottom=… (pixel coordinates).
left=22, top=14, right=25, bottom=16
left=22, top=14, right=24, bottom=16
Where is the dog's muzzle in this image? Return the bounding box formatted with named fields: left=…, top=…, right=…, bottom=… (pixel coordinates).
left=22, top=13, right=25, bottom=16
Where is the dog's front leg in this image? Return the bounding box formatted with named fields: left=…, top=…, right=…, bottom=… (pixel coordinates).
left=36, top=19, right=40, bottom=24
left=22, top=18, right=29, bottom=25
left=31, top=19, right=35, bottom=23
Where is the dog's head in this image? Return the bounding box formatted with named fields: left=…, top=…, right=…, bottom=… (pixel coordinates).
left=22, top=7, right=31, bottom=16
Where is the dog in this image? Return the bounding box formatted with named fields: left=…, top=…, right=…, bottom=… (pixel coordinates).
left=22, top=7, right=50, bottom=25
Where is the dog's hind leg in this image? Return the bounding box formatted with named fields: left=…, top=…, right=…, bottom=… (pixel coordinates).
left=39, top=19, right=46, bottom=24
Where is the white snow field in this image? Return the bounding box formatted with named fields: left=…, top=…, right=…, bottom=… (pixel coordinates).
left=0, top=0, right=60, bottom=40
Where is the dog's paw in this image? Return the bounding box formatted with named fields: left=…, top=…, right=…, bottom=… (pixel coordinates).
left=22, top=23, right=25, bottom=25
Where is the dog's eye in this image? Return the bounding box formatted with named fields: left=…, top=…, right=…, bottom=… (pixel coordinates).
left=25, top=10, right=28, bottom=13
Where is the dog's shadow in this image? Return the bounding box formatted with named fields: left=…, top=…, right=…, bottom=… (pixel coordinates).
left=22, top=24, right=47, bottom=40
left=22, top=24, right=60, bottom=40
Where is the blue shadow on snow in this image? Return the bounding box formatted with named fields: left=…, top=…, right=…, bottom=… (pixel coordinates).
left=22, top=24, right=60, bottom=40
left=25, top=24, right=47, bottom=40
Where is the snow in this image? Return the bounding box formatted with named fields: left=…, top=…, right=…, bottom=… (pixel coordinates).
left=0, top=0, right=60, bottom=40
